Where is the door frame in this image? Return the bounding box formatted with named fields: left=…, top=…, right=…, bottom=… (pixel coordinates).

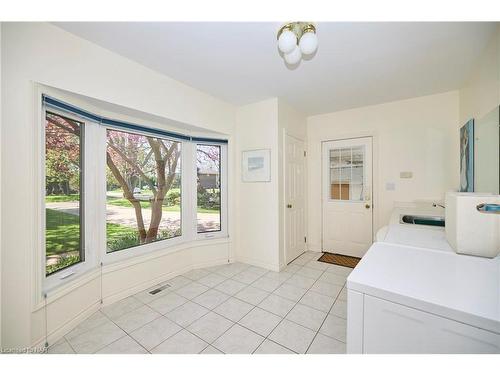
left=283, top=130, right=307, bottom=266
left=320, top=135, right=378, bottom=253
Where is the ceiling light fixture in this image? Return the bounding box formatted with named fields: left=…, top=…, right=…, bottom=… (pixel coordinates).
left=277, top=22, right=318, bottom=66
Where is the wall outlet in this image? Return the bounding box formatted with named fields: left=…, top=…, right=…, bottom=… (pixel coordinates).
left=400, top=171, right=413, bottom=179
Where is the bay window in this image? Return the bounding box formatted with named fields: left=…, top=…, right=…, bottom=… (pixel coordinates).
left=42, top=95, right=228, bottom=288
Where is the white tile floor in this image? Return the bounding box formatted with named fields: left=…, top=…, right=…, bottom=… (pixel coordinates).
left=48, top=251, right=350, bottom=354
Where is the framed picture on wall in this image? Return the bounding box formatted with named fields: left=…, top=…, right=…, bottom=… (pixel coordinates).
left=460, top=119, right=474, bottom=192
left=242, top=149, right=271, bottom=182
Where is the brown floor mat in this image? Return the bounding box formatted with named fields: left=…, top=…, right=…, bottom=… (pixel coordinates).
left=317, top=252, right=360, bottom=268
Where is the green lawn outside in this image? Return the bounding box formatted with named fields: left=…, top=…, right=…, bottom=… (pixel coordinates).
left=45, top=194, right=80, bottom=203
left=46, top=208, right=81, bottom=256
left=109, top=187, right=181, bottom=195
left=106, top=198, right=218, bottom=214
left=46, top=208, right=136, bottom=257
left=45, top=193, right=220, bottom=214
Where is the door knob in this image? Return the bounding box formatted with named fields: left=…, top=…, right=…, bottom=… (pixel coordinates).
left=365, top=204, right=371, bottom=209
left=287, top=204, right=292, bottom=208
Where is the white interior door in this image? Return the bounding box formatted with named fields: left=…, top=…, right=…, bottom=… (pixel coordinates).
left=285, top=134, right=306, bottom=264
left=322, top=137, right=373, bottom=258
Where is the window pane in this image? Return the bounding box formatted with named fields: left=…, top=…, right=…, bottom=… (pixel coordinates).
left=330, top=149, right=340, bottom=168
left=330, top=168, right=340, bottom=184
left=329, top=146, right=365, bottom=201
left=330, top=147, right=351, bottom=200
left=350, top=146, right=364, bottom=201
left=340, top=147, right=351, bottom=167
left=45, top=112, right=83, bottom=275
left=106, top=129, right=182, bottom=253
left=352, top=146, right=364, bottom=166
left=197, top=145, right=221, bottom=233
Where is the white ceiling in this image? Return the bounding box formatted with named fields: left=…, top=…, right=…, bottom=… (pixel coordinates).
left=54, top=22, right=497, bottom=115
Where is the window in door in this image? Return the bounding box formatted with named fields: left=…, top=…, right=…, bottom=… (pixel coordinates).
left=329, top=146, right=365, bottom=201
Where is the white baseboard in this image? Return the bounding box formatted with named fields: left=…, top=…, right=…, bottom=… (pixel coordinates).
left=235, top=256, right=280, bottom=272
left=307, top=243, right=323, bottom=252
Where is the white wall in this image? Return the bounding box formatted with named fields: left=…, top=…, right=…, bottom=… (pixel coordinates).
left=234, top=98, right=307, bottom=270
left=306, top=91, right=460, bottom=251
left=234, top=99, right=281, bottom=270
left=459, top=25, right=500, bottom=124
left=1, top=22, right=237, bottom=348
left=0, top=21, right=2, bottom=349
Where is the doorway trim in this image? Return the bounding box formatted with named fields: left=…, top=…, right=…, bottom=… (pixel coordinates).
left=320, top=134, right=379, bottom=253
left=282, top=130, right=307, bottom=267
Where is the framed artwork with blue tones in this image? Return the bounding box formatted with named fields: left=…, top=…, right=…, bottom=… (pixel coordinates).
left=460, top=119, right=474, bottom=192
left=242, top=149, right=271, bottom=182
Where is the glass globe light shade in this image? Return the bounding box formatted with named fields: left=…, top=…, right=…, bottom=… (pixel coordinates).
left=284, top=45, right=302, bottom=65
left=299, top=31, right=318, bottom=55
left=278, top=29, right=297, bottom=54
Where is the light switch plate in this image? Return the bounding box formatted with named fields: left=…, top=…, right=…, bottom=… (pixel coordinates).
left=386, top=182, right=395, bottom=191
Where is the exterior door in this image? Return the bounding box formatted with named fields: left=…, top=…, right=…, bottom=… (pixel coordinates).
left=285, top=134, right=306, bottom=264
left=322, top=137, right=373, bottom=258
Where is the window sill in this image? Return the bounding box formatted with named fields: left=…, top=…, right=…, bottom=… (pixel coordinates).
left=104, top=235, right=230, bottom=273
left=35, top=267, right=101, bottom=312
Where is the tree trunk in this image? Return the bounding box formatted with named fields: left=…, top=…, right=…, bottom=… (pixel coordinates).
left=106, top=152, right=147, bottom=242
left=106, top=138, right=180, bottom=245
left=145, top=141, right=179, bottom=243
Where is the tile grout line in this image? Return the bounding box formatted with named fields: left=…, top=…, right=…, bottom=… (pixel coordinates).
left=251, top=259, right=332, bottom=354
left=193, top=254, right=346, bottom=354
left=252, top=256, right=349, bottom=354
left=185, top=266, right=275, bottom=353
left=154, top=257, right=345, bottom=354
left=147, top=298, right=213, bottom=352
left=62, top=264, right=240, bottom=353
left=93, top=273, right=214, bottom=353
left=61, top=255, right=348, bottom=354
left=63, top=336, right=77, bottom=354
left=65, top=264, right=292, bottom=353
left=253, top=269, right=324, bottom=353
left=164, top=263, right=298, bottom=353
left=104, top=319, right=151, bottom=354
left=148, top=261, right=278, bottom=353
left=304, top=280, right=346, bottom=354
left=146, top=263, right=258, bottom=353
left=199, top=270, right=295, bottom=353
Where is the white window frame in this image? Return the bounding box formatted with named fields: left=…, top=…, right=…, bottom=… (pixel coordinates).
left=195, top=142, right=228, bottom=240
left=102, top=130, right=190, bottom=264
left=38, top=90, right=229, bottom=294
left=42, top=106, right=100, bottom=292
left=327, top=144, right=369, bottom=203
